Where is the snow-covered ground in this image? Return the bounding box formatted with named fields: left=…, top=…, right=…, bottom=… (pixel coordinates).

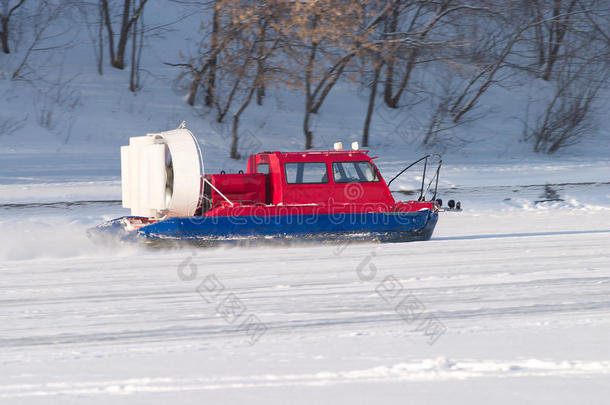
left=1, top=159, right=609, bottom=404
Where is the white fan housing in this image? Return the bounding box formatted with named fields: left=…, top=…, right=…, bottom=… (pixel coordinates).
left=120, top=127, right=203, bottom=218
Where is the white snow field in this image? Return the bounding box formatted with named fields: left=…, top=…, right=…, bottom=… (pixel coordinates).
left=1, top=159, right=609, bottom=405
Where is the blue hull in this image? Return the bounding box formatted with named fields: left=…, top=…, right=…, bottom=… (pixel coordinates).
left=90, top=210, right=438, bottom=244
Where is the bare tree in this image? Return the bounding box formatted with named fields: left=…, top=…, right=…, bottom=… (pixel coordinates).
left=295, top=2, right=359, bottom=149
left=0, top=115, right=27, bottom=137
left=431, top=3, right=541, bottom=126
left=128, top=0, right=144, bottom=92
left=523, top=61, right=606, bottom=153
left=522, top=1, right=610, bottom=153
left=361, top=56, right=383, bottom=147
left=422, top=66, right=479, bottom=146
left=357, top=1, right=494, bottom=146
left=175, top=1, right=287, bottom=158
left=205, top=0, right=218, bottom=106
left=10, top=1, right=70, bottom=80
left=286, top=0, right=397, bottom=149
left=447, top=30, right=521, bottom=124
left=213, top=29, right=259, bottom=124
left=97, top=1, right=104, bottom=74
left=167, top=0, right=609, bottom=154
left=180, top=0, right=258, bottom=107
left=100, top=0, right=147, bottom=70
left=382, top=0, right=486, bottom=109
left=230, top=17, right=283, bottom=159
left=0, top=0, right=27, bottom=54
left=528, top=0, right=578, bottom=81
left=76, top=0, right=105, bottom=75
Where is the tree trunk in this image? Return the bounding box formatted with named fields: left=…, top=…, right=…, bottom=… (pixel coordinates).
left=129, top=0, right=137, bottom=91
left=382, top=6, right=399, bottom=108
left=301, top=13, right=320, bottom=150
left=303, top=77, right=314, bottom=150
left=186, top=70, right=204, bottom=106
left=304, top=98, right=314, bottom=150
left=0, top=18, right=9, bottom=54
left=205, top=3, right=219, bottom=107
left=362, top=63, right=381, bottom=147
left=533, top=1, right=545, bottom=68
left=255, top=19, right=266, bottom=106
left=256, top=84, right=265, bottom=106
left=97, top=2, right=104, bottom=75
left=304, top=77, right=314, bottom=150
left=1, top=0, right=29, bottom=54
left=102, top=0, right=147, bottom=70
left=386, top=48, right=418, bottom=108
left=101, top=0, right=116, bottom=66
left=230, top=115, right=241, bottom=160
left=541, top=0, right=576, bottom=81
left=231, top=79, right=258, bottom=159
left=112, top=0, right=131, bottom=69
left=304, top=127, right=313, bottom=149
left=384, top=2, right=449, bottom=108
left=256, top=54, right=265, bottom=106
left=303, top=80, right=313, bottom=149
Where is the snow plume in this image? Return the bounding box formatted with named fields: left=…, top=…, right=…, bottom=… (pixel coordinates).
left=0, top=216, right=137, bottom=261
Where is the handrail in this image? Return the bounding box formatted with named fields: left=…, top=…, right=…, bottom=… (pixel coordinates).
left=386, top=154, right=442, bottom=201
left=203, top=177, right=235, bottom=207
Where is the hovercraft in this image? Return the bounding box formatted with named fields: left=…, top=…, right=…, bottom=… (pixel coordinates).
left=91, top=125, right=448, bottom=244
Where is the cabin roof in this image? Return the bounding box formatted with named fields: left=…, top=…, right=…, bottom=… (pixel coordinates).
left=256, top=150, right=371, bottom=161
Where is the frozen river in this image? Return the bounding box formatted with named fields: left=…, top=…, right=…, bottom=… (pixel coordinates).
left=1, top=159, right=609, bottom=404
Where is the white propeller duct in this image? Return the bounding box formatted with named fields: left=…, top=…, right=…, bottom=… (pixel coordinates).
left=121, top=127, right=203, bottom=218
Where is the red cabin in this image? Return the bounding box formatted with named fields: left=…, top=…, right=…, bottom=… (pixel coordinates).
left=201, top=150, right=435, bottom=216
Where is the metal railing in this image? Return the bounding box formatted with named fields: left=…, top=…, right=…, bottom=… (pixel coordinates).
left=387, top=154, right=442, bottom=201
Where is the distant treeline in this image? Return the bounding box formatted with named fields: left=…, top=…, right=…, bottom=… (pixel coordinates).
left=2, top=1, right=609, bottom=156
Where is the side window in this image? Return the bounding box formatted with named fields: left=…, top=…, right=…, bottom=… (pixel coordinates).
left=257, top=163, right=269, bottom=174
left=332, top=161, right=379, bottom=183
left=285, top=162, right=328, bottom=184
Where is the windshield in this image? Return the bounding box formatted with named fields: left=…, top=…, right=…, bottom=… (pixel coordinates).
left=285, top=162, right=328, bottom=184
left=332, top=161, right=378, bottom=183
